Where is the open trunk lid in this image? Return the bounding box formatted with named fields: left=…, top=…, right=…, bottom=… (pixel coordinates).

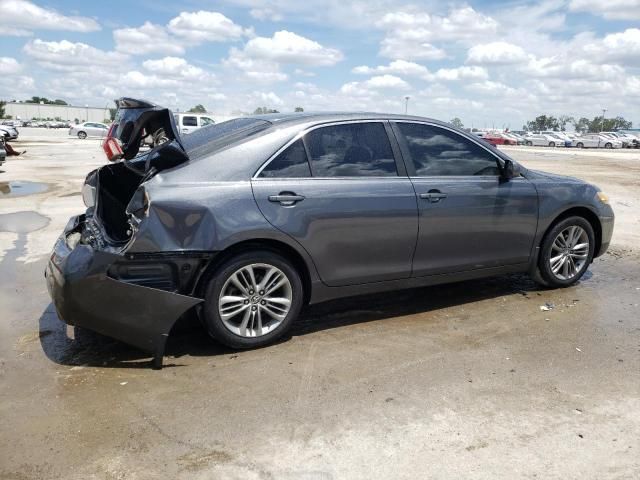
left=105, top=97, right=184, bottom=163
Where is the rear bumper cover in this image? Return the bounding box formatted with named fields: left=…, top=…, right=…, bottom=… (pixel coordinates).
left=45, top=215, right=203, bottom=367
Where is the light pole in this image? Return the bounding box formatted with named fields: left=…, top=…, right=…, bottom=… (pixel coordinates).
left=600, top=108, right=607, bottom=132
left=404, top=96, right=410, bottom=114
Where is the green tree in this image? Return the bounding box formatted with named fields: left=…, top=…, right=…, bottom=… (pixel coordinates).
left=449, top=117, right=464, bottom=129
left=52, top=99, right=68, bottom=105
left=0, top=100, right=5, bottom=118
left=525, top=114, right=559, bottom=131
left=188, top=104, right=207, bottom=113
left=572, top=117, right=590, bottom=133
left=558, top=115, right=574, bottom=131
left=109, top=108, right=117, bottom=121
left=254, top=106, right=279, bottom=114
left=294, top=106, right=304, bottom=112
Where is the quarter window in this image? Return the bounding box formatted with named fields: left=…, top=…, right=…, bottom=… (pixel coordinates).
left=260, top=139, right=311, bottom=178
left=305, top=123, right=397, bottom=177
left=396, top=123, right=501, bottom=176
left=201, top=117, right=215, bottom=126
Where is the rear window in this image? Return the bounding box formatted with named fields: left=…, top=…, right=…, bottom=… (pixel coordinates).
left=181, top=117, right=272, bottom=158
left=182, top=116, right=198, bottom=127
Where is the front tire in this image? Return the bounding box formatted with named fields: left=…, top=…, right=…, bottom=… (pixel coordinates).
left=549, top=141, right=556, bottom=147
left=535, top=216, right=595, bottom=288
left=576, top=142, right=584, bottom=149
left=604, top=142, right=612, bottom=149
left=526, top=141, right=533, bottom=146
left=77, top=131, right=87, bottom=139
left=202, top=251, right=303, bottom=349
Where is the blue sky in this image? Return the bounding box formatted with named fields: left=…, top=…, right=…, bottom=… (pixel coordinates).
left=1, top=0, right=639, bottom=128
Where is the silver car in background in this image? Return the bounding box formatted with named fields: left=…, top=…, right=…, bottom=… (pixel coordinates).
left=69, top=122, right=110, bottom=139
left=573, top=134, right=623, bottom=149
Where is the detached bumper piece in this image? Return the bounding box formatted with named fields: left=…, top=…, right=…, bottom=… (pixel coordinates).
left=45, top=215, right=204, bottom=368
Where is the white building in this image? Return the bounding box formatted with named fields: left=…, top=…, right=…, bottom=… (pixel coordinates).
left=5, top=102, right=111, bottom=123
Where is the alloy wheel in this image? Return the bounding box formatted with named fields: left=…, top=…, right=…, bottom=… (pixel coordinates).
left=218, top=263, right=293, bottom=337
left=549, top=226, right=590, bottom=280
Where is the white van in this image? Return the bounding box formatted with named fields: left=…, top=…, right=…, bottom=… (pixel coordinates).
left=173, top=113, right=215, bottom=134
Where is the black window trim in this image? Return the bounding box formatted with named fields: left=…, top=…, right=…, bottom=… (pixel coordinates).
left=390, top=120, right=508, bottom=178
left=253, top=120, right=407, bottom=180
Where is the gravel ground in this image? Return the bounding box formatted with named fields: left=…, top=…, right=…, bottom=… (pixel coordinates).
left=1, top=129, right=638, bottom=479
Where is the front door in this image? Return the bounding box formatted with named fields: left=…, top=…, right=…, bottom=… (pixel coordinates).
left=252, top=121, right=418, bottom=287
left=391, top=121, right=538, bottom=277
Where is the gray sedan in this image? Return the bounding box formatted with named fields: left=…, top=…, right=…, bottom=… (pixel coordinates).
left=46, top=101, right=614, bottom=367
left=68, top=122, right=109, bottom=139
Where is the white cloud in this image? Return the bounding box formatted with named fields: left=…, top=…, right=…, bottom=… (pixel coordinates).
left=249, top=8, right=284, bottom=22
left=352, top=60, right=430, bottom=78
left=223, top=47, right=289, bottom=83
left=241, top=31, right=343, bottom=66
left=114, top=22, right=184, bottom=55
left=167, top=11, right=248, bottom=43
left=569, top=0, right=640, bottom=20
left=0, top=57, right=22, bottom=75
left=376, top=6, right=497, bottom=60
left=120, top=71, right=180, bottom=89
left=583, top=28, right=640, bottom=65
left=142, top=57, right=205, bottom=78
left=253, top=91, right=284, bottom=106
left=0, top=0, right=100, bottom=36
left=522, top=57, right=625, bottom=80
left=467, top=42, right=528, bottom=65
left=340, top=74, right=410, bottom=97
left=23, top=39, right=126, bottom=71
left=434, top=66, right=488, bottom=81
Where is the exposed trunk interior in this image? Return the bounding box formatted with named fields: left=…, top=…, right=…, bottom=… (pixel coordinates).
left=96, top=163, right=143, bottom=242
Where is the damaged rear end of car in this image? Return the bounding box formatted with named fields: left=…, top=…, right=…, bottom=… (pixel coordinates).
left=45, top=98, right=215, bottom=368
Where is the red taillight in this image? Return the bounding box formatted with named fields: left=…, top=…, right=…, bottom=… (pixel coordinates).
left=102, top=137, right=123, bottom=162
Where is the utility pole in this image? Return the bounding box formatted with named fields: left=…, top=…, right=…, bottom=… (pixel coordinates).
left=404, top=96, right=410, bottom=114
left=601, top=108, right=607, bottom=132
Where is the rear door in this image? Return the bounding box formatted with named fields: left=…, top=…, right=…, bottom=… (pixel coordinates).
left=252, top=121, right=418, bottom=287
left=391, top=121, right=538, bottom=277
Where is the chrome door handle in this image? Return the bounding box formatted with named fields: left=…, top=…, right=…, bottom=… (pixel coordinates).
left=419, top=191, right=447, bottom=203
left=268, top=193, right=305, bottom=206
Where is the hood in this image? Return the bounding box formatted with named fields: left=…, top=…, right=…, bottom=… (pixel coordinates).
left=526, top=169, right=587, bottom=184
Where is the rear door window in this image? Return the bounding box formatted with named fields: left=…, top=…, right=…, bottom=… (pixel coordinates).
left=260, top=139, right=311, bottom=178
left=304, top=122, right=397, bottom=177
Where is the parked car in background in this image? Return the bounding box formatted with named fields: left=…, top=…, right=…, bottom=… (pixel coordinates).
left=525, top=133, right=565, bottom=147
left=46, top=98, right=615, bottom=367
left=600, top=132, right=637, bottom=148
left=0, top=138, right=6, bottom=166
left=573, top=134, right=623, bottom=149
left=0, top=125, right=19, bottom=141
left=504, top=132, right=526, bottom=145
left=174, top=113, right=215, bottom=135
left=484, top=132, right=517, bottom=146
left=69, top=122, right=109, bottom=139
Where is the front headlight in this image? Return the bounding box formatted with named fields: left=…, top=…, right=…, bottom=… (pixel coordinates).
left=596, top=191, right=609, bottom=204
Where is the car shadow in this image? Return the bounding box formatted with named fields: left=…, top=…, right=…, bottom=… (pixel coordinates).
left=38, top=273, right=550, bottom=369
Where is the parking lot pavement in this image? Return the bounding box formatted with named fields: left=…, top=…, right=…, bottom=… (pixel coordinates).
left=1, top=131, right=639, bottom=479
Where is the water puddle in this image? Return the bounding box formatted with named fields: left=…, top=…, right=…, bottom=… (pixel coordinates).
left=0, top=181, right=49, bottom=198
left=0, top=211, right=50, bottom=233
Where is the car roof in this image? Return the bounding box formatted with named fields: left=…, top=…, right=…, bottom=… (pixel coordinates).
left=247, top=111, right=449, bottom=128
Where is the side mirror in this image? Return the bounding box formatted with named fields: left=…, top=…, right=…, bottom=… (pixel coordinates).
left=502, top=159, right=520, bottom=179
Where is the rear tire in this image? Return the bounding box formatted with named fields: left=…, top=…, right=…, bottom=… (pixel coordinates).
left=534, top=216, right=595, bottom=288
left=77, top=131, right=87, bottom=139
left=202, top=250, right=304, bottom=349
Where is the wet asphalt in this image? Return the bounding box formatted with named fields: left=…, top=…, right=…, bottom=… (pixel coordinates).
left=0, top=131, right=638, bottom=479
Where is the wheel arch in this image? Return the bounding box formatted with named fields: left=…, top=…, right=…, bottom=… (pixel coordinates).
left=541, top=206, right=602, bottom=256
left=193, top=238, right=313, bottom=305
